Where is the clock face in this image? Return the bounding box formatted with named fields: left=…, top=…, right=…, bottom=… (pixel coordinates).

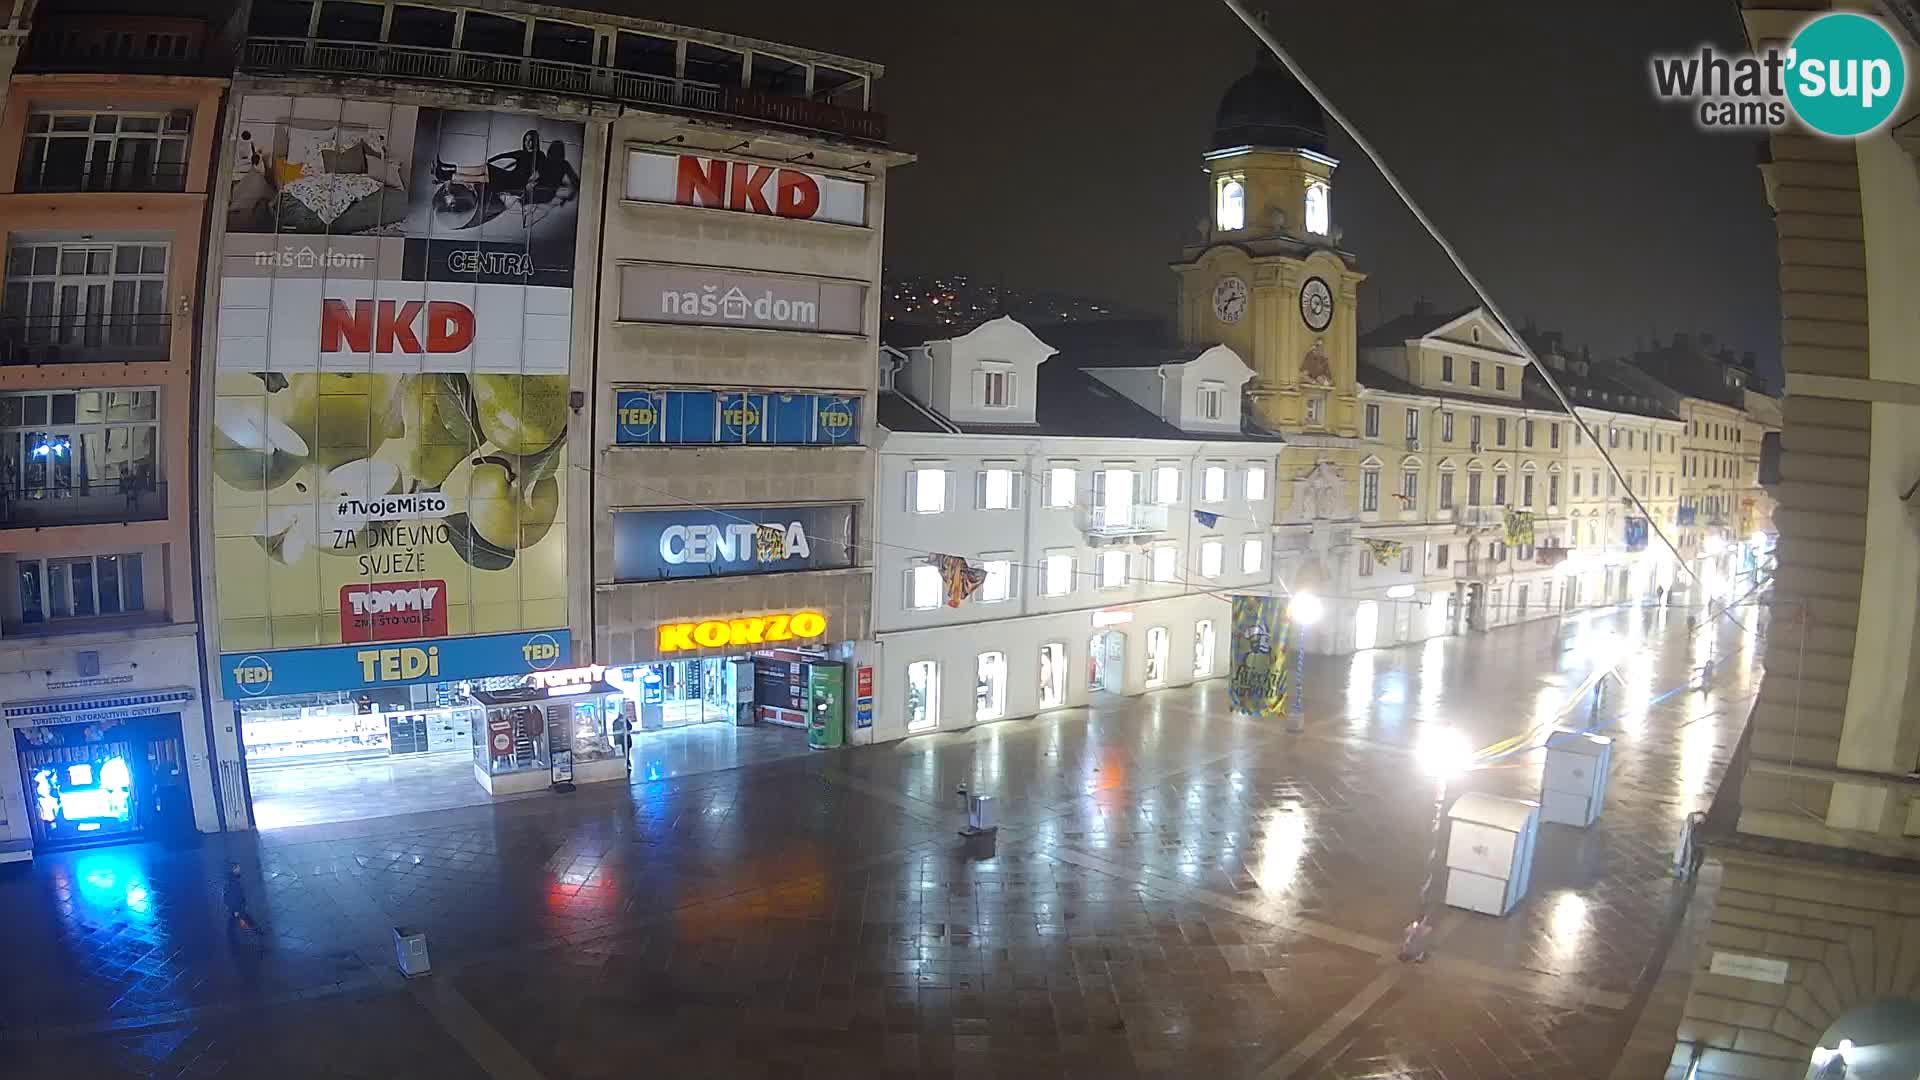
left=1212, top=276, right=1249, bottom=324
left=1299, top=276, right=1334, bottom=332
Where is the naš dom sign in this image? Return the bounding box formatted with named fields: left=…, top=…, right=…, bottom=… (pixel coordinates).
left=657, top=610, right=828, bottom=653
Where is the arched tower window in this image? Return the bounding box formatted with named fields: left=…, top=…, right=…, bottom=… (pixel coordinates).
left=1217, top=179, right=1246, bottom=231
left=1304, top=180, right=1330, bottom=235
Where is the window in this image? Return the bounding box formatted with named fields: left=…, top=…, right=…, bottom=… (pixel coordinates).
left=1523, top=419, right=1535, bottom=448
left=1405, top=409, right=1420, bottom=443
left=980, top=368, right=1013, bottom=409
left=1041, top=552, right=1073, bottom=597
left=1197, top=381, right=1225, bottom=421
left=1495, top=418, right=1507, bottom=446
left=1441, top=355, right=1455, bottom=383
left=1522, top=474, right=1534, bottom=507
left=1154, top=465, right=1179, bottom=504
left=906, top=660, right=939, bottom=732
left=1202, top=465, right=1227, bottom=503
left=1607, top=473, right=1617, bottom=496
left=18, top=552, right=144, bottom=622
left=1548, top=474, right=1560, bottom=506
left=1550, top=423, right=1560, bottom=449
left=1573, top=424, right=1583, bottom=446
left=1145, top=626, right=1169, bottom=686
left=1573, top=472, right=1582, bottom=497
left=21, top=110, right=193, bottom=193
left=1099, top=550, right=1128, bottom=589
left=1399, top=547, right=1415, bottom=574
left=684, top=41, right=746, bottom=86
left=1245, top=465, right=1268, bottom=502
left=613, top=30, right=676, bottom=75
left=1217, top=178, right=1246, bottom=231
left=1039, top=643, right=1067, bottom=707
left=1468, top=470, right=1483, bottom=506
left=1194, top=621, right=1216, bottom=678
left=1442, top=412, right=1455, bottom=443
left=1047, top=466, right=1075, bottom=508
left=1095, top=467, right=1134, bottom=527
left=749, top=52, right=808, bottom=96
left=1435, top=543, right=1450, bottom=569
left=1608, top=428, right=1619, bottom=449
left=1401, top=469, right=1419, bottom=509
left=1496, top=366, right=1507, bottom=391
left=980, top=559, right=1011, bottom=603
left=461, top=11, right=526, bottom=55
left=1304, top=180, right=1330, bottom=235
left=1, top=389, right=161, bottom=517
left=1151, top=545, right=1178, bottom=583
left=1304, top=392, right=1327, bottom=426
left=977, top=467, right=1018, bottom=510
left=318, top=0, right=384, bottom=41
left=1361, top=468, right=1380, bottom=512
left=1494, top=473, right=1508, bottom=505
left=911, top=468, right=946, bottom=513
left=1200, top=540, right=1224, bottom=578
left=1470, top=415, right=1482, bottom=447
left=1364, top=403, right=1381, bottom=438
left=530, top=19, right=593, bottom=64
left=1439, top=471, right=1455, bottom=510
left=5, top=241, right=170, bottom=354
left=1242, top=537, right=1264, bottom=574
left=1469, top=360, right=1482, bottom=387
left=976, top=651, right=1007, bottom=721
left=909, top=565, right=942, bottom=610
left=1358, top=549, right=1374, bottom=577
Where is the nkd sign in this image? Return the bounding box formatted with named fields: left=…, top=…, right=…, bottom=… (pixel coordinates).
left=618, top=264, right=866, bottom=335
left=612, top=503, right=856, bottom=582
left=625, top=150, right=867, bottom=226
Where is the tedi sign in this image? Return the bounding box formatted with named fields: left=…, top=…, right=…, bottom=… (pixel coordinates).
left=625, top=149, right=868, bottom=226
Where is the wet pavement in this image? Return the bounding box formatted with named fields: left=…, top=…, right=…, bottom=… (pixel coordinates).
left=0, top=601, right=1763, bottom=1078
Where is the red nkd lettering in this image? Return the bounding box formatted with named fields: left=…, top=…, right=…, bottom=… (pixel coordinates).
left=674, top=155, right=728, bottom=208
left=320, top=299, right=474, bottom=354
left=727, top=162, right=776, bottom=214
left=775, top=169, right=821, bottom=219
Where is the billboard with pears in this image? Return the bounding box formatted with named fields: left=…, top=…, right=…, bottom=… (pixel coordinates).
left=209, top=95, right=581, bottom=662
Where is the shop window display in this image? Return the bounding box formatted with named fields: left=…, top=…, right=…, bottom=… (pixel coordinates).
left=1039, top=642, right=1067, bottom=708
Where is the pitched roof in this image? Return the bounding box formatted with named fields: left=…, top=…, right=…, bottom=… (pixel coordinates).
left=1357, top=307, right=1474, bottom=348
left=879, top=365, right=1282, bottom=442
left=1358, top=362, right=1560, bottom=411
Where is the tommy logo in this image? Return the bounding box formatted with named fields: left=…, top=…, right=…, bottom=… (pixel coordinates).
left=321, top=299, right=475, bottom=354
left=340, top=580, right=448, bottom=643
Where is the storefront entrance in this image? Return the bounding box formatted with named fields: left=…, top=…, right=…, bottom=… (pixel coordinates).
left=14, top=709, right=191, bottom=850
left=1088, top=630, right=1127, bottom=694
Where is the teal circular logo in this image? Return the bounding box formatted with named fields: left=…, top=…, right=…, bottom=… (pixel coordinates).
left=1787, top=13, right=1907, bottom=137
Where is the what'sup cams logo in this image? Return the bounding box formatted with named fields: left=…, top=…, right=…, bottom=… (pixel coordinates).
left=1651, top=12, right=1907, bottom=137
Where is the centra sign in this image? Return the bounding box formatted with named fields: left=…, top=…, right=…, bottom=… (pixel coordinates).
left=658, top=610, right=827, bottom=653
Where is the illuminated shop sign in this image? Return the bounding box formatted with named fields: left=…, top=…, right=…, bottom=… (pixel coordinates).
left=219, top=629, right=569, bottom=699
left=339, top=579, right=449, bottom=643
left=657, top=610, right=828, bottom=653
left=617, top=264, right=866, bottom=334
left=614, top=389, right=859, bottom=446
left=612, top=504, right=856, bottom=582
left=625, top=150, right=868, bottom=226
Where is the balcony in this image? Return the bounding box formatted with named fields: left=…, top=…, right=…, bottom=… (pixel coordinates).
left=240, top=37, right=889, bottom=144
left=1453, top=505, right=1503, bottom=531
left=1453, top=557, right=1503, bottom=581
left=19, top=16, right=216, bottom=75
left=1076, top=502, right=1170, bottom=543
left=1, top=315, right=171, bottom=366
left=16, top=161, right=189, bottom=195
left=1, top=481, right=167, bottom=529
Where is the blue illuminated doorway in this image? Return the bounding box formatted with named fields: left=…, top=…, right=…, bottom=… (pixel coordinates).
left=14, top=712, right=187, bottom=850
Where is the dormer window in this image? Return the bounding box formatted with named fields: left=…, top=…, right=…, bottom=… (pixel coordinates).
left=1304, top=180, right=1330, bottom=235
left=1197, top=381, right=1225, bottom=421
left=979, top=366, right=1013, bottom=409
left=1217, top=178, right=1246, bottom=231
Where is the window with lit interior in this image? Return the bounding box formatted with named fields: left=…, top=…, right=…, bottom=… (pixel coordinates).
left=1217, top=178, right=1245, bottom=231
left=1304, top=180, right=1330, bottom=235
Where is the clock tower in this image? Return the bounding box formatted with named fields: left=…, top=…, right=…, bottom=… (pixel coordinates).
left=1172, top=47, right=1366, bottom=435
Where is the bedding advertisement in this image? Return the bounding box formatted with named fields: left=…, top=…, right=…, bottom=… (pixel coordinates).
left=211, top=96, right=581, bottom=657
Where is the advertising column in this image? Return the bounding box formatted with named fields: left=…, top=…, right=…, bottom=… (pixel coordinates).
left=205, top=97, right=585, bottom=821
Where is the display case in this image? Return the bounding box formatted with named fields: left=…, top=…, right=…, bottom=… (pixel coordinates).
left=470, top=684, right=628, bottom=792
left=560, top=684, right=629, bottom=785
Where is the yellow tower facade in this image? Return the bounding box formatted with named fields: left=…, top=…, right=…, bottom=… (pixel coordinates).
left=1171, top=52, right=1366, bottom=438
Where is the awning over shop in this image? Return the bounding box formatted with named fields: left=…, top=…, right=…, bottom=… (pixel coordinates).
left=3, top=688, right=196, bottom=729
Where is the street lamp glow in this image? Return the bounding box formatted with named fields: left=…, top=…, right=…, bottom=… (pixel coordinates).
left=1416, top=725, right=1474, bottom=779
left=1702, top=535, right=1728, bottom=558
left=1290, top=592, right=1324, bottom=625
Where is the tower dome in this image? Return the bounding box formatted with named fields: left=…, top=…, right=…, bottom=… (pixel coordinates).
left=1211, top=47, right=1328, bottom=154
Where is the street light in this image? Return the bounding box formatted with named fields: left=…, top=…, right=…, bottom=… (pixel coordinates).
left=1286, top=592, right=1322, bottom=733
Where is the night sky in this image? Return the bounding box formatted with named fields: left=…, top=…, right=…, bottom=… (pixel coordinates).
left=632, top=0, right=1781, bottom=378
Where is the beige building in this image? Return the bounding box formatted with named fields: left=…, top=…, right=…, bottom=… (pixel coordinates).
left=1661, top=3, right=1920, bottom=1078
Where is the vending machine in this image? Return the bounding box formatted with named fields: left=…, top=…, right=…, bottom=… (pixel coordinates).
left=806, top=661, right=845, bottom=750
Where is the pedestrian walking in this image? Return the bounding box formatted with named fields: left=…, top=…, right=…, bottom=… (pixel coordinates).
left=225, top=863, right=261, bottom=945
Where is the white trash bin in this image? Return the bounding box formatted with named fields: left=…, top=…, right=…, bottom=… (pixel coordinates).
left=393, top=926, right=431, bottom=977
left=1444, top=792, right=1539, bottom=917
left=1541, top=729, right=1613, bottom=828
